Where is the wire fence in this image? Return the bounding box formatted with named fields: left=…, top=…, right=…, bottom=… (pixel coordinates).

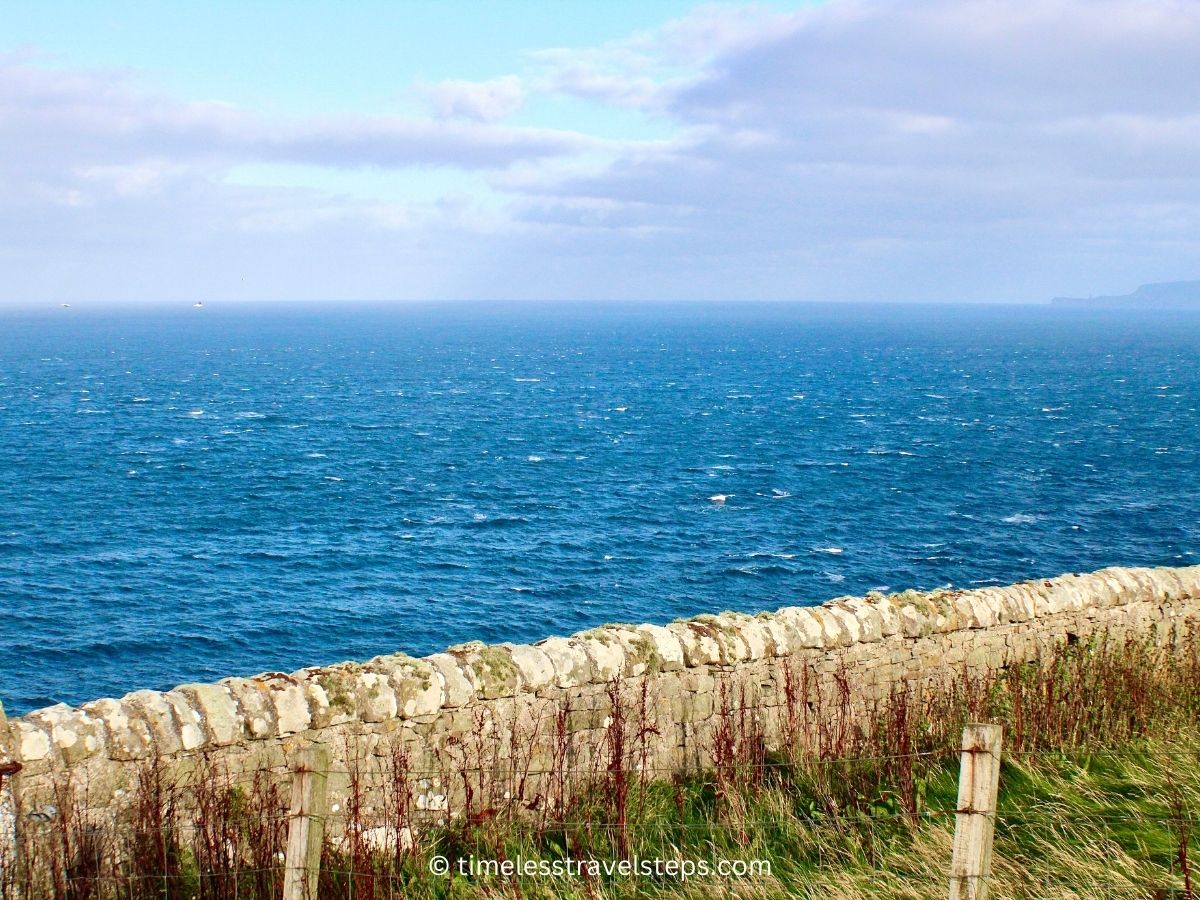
left=3, top=739, right=1198, bottom=900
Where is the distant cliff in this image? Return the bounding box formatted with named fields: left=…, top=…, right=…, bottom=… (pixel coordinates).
left=1053, top=280, right=1200, bottom=309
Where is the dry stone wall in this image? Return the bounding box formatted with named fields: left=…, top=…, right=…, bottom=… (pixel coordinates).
left=3, top=565, right=1200, bottom=817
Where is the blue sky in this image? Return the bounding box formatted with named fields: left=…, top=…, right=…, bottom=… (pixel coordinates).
left=2, top=0, right=1198, bottom=304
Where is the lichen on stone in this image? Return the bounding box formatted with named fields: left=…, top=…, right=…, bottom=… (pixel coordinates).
left=317, top=674, right=356, bottom=716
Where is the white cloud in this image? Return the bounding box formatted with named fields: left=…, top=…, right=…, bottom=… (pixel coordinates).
left=531, top=3, right=798, bottom=111
left=0, top=56, right=592, bottom=173
left=428, top=75, right=524, bottom=122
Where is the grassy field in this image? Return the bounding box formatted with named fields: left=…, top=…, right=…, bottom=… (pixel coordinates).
left=8, top=631, right=1200, bottom=899
left=382, top=730, right=1199, bottom=899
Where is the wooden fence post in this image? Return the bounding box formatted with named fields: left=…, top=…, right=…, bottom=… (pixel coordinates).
left=282, top=745, right=330, bottom=900
left=0, top=700, right=22, bottom=897
left=948, top=723, right=1003, bottom=900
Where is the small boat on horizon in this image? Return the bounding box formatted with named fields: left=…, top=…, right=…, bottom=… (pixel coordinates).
left=193, top=301, right=204, bottom=308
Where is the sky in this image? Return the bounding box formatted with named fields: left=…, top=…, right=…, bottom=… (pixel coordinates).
left=2, top=0, right=1198, bottom=305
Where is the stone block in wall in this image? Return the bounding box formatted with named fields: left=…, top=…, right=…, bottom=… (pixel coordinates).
left=837, top=598, right=884, bottom=642
left=773, top=607, right=825, bottom=649
left=810, top=607, right=853, bottom=646
left=447, top=641, right=522, bottom=699
left=1136, top=567, right=1171, bottom=604
left=221, top=677, right=278, bottom=739
left=1077, top=571, right=1118, bottom=608
left=439, top=707, right=477, bottom=740
left=680, top=669, right=716, bottom=695
left=691, top=615, right=752, bottom=663
left=175, top=683, right=241, bottom=746
left=667, top=621, right=722, bottom=666
left=505, top=643, right=556, bottom=689
left=80, top=698, right=153, bottom=761
left=1176, top=566, right=1200, bottom=598
left=867, top=596, right=901, bottom=637
left=634, top=624, right=686, bottom=671
left=948, top=595, right=972, bottom=628
left=534, top=637, right=594, bottom=688
left=1057, top=577, right=1091, bottom=613
left=12, top=719, right=52, bottom=764
left=825, top=606, right=862, bottom=644
left=1001, top=585, right=1037, bottom=620
left=1104, top=568, right=1144, bottom=605
left=898, top=605, right=930, bottom=639
left=566, top=707, right=606, bottom=733
left=717, top=612, right=777, bottom=659
left=671, top=691, right=714, bottom=724
left=24, top=704, right=105, bottom=766
left=973, top=593, right=1001, bottom=628
left=1067, top=575, right=1102, bottom=613
left=375, top=656, right=443, bottom=719
left=249, top=674, right=312, bottom=736
left=163, top=691, right=207, bottom=750
left=425, top=653, right=475, bottom=706
left=984, top=587, right=1025, bottom=623
left=592, top=627, right=660, bottom=677
left=930, top=603, right=959, bottom=634
left=1115, top=568, right=1151, bottom=605
left=1153, top=568, right=1187, bottom=602
left=125, top=690, right=186, bottom=754
left=296, top=667, right=357, bottom=729
left=353, top=671, right=399, bottom=723
left=754, top=614, right=793, bottom=656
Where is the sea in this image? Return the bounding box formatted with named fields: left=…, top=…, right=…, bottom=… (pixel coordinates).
left=1, top=302, right=1196, bottom=715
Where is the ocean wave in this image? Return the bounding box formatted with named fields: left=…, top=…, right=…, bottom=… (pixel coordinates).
left=466, top=516, right=529, bottom=529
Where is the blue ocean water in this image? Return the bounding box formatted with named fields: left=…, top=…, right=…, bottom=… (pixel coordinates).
left=0, top=302, right=1196, bottom=715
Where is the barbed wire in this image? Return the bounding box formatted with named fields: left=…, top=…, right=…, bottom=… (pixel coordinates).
left=9, top=804, right=1200, bottom=844
left=35, top=740, right=1194, bottom=799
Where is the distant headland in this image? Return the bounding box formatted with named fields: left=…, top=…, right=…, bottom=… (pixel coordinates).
left=1052, top=280, right=1200, bottom=309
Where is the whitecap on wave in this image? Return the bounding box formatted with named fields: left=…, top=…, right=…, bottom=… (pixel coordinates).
left=813, top=546, right=844, bottom=555
left=1002, top=513, right=1039, bottom=525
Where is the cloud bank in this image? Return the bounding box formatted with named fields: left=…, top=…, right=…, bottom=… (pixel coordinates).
left=3, top=0, right=1199, bottom=304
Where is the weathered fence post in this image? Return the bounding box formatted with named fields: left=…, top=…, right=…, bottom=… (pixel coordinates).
left=0, top=700, right=22, bottom=897
left=948, top=723, right=1003, bottom=900
left=282, top=745, right=330, bottom=900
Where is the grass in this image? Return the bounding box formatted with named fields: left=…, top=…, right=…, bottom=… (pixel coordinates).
left=5, top=630, right=1200, bottom=899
